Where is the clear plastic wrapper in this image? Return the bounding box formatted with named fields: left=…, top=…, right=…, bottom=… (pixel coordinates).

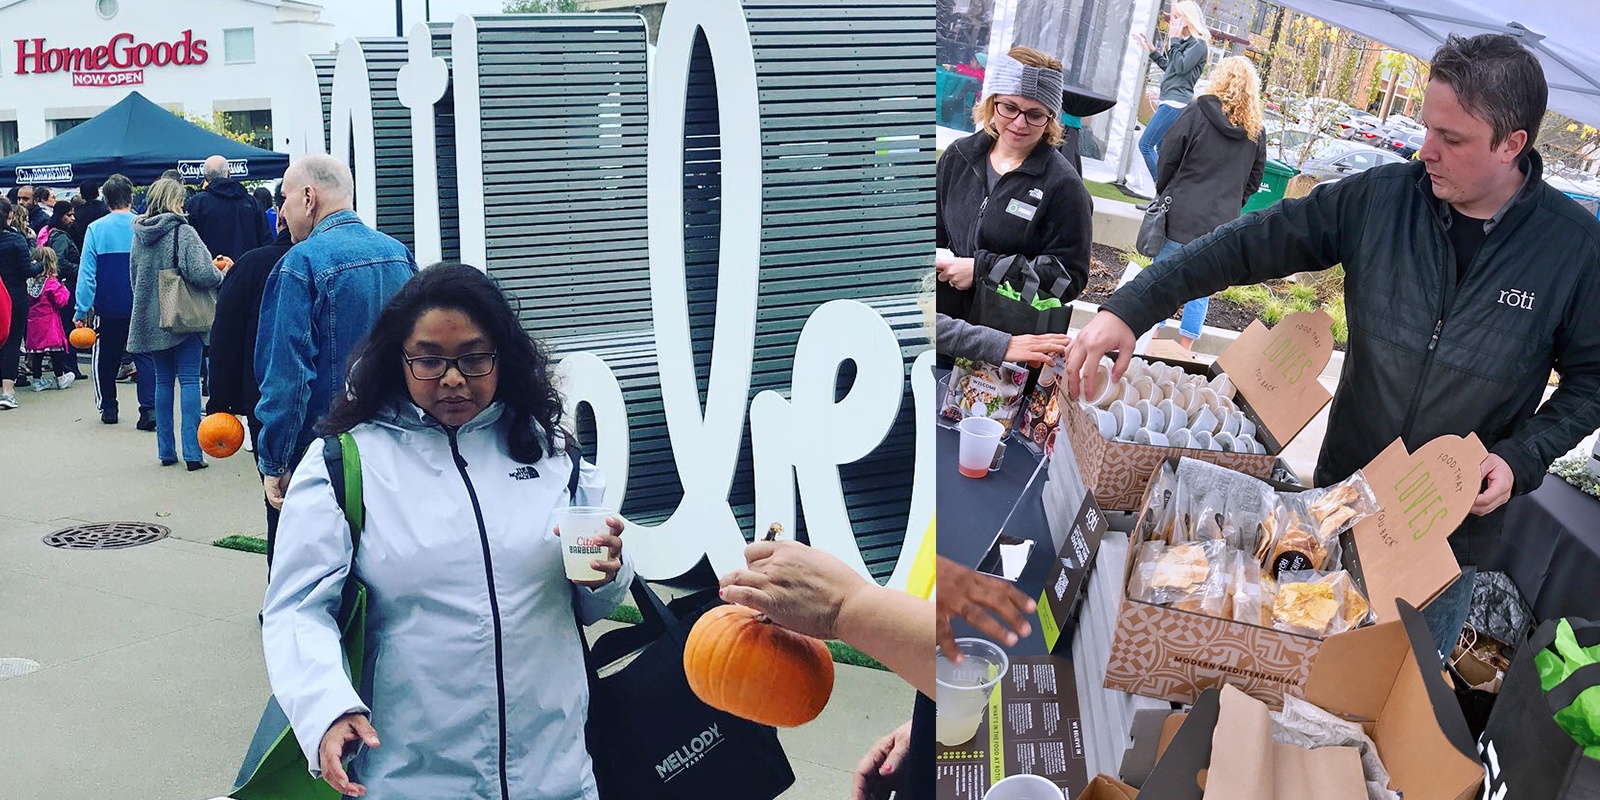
left=1137, top=462, right=1179, bottom=546
left=1263, top=497, right=1339, bottom=578
left=1273, top=570, right=1373, bottom=637
left=1191, top=490, right=1228, bottom=542
left=1150, top=540, right=1220, bottom=606
left=1299, top=470, right=1381, bottom=540
left=1127, top=540, right=1165, bottom=603
left=1271, top=694, right=1400, bottom=800
left=1170, top=540, right=1231, bottom=616
left=1230, top=552, right=1270, bottom=627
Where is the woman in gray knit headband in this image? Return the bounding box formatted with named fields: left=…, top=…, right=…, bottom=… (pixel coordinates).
left=934, top=46, right=1093, bottom=368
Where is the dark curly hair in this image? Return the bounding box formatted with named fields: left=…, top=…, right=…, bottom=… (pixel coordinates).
left=317, top=262, right=565, bottom=464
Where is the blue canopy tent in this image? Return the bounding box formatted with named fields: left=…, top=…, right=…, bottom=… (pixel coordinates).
left=0, top=91, right=289, bottom=188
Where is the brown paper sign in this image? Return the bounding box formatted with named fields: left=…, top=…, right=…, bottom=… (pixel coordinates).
left=1350, top=434, right=1487, bottom=623
left=1215, top=309, right=1335, bottom=449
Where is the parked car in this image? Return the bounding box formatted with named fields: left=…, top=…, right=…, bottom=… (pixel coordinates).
left=1380, top=130, right=1426, bottom=159
left=1332, top=111, right=1380, bottom=139
left=1297, top=141, right=1408, bottom=183
left=1385, top=114, right=1424, bottom=131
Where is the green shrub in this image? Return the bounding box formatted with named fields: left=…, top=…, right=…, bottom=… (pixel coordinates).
left=1286, top=283, right=1318, bottom=307
left=1219, top=284, right=1271, bottom=307
left=1325, top=297, right=1349, bottom=345
left=1259, top=295, right=1288, bottom=325
left=1122, top=250, right=1153, bottom=268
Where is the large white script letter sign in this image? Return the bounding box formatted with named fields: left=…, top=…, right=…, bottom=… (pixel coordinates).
left=396, top=22, right=450, bottom=266
left=450, top=16, right=488, bottom=270
left=631, top=0, right=763, bottom=579
left=751, top=301, right=906, bottom=579
left=556, top=352, right=631, bottom=508
left=330, top=40, right=379, bottom=226
left=279, top=54, right=329, bottom=156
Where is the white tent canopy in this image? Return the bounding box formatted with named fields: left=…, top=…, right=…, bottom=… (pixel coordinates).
left=1269, top=0, right=1600, bottom=128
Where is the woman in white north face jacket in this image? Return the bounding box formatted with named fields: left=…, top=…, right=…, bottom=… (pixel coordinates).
left=262, top=263, right=632, bottom=800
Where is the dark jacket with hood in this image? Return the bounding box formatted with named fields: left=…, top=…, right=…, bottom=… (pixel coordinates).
left=936, top=130, right=1093, bottom=328
left=72, top=199, right=110, bottom=248
left=206, top=228, right=292, bottom=418
left=185, top=177, right=271, bottom=261
left=1151, top=36, right=1207, bottom=105
left=1156, top=94, right=1267, bottom=244
left=1100, top=152, right=1600, bottom=565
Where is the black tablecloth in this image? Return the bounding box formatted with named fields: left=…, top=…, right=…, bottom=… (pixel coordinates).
left=937, top=423, right=1059, bottom=656
left=1493, top=477, right=1600, bottom=622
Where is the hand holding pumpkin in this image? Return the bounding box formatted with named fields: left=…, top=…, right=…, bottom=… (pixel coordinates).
left=719, top=539, right=869, bottom=641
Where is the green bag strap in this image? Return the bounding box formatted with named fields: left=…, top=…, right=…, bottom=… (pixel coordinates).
left=323, top=433, right=364, bottom=627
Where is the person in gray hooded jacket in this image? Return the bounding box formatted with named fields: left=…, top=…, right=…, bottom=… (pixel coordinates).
left=263, top=263, right=631, bottom=800
left=127, top=177, right=223, bottom=469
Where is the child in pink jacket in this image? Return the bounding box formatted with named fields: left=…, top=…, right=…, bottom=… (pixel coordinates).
left=24, top=248, right=73, bottom=391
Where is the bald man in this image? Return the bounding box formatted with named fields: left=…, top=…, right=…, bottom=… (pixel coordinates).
left=185, top=154, right=271, bottom=261
left=253, top=154, right=417, bottom=568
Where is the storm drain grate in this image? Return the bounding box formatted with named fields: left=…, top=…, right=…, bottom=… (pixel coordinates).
left=43, top=521, right=170, bottom=550
left=0, top=658, right=41, bottom=678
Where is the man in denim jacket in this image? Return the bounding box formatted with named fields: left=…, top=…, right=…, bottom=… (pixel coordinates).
left=254, top=154, right=417, bottom=551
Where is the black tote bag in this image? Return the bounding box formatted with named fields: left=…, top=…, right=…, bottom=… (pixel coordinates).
left=1479, top=617, right=1600, bottom=799
left=580, top=579, right=795, bottom=800
left=968, top=254, right=1074, bottom=336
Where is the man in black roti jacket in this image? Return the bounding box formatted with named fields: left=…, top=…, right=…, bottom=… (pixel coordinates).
left=1066, top=35, right=1600, bottom=607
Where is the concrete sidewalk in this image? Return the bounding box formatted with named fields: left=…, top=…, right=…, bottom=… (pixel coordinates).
left=0, top=383, right=912, bottom=800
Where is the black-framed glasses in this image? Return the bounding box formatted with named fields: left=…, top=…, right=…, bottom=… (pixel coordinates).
left=404, top=351, right=498, bottom=380
left=994, top=100, right=1051, bottom=127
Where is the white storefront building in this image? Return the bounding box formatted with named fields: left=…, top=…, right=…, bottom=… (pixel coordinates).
left=0, top=0, right=508, bottom=161
left=0, top=0, right=345, bottom=157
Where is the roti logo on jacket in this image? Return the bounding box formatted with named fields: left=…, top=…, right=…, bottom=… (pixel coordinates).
left=656, top=723, right=724, bottom=781
left=1498, top=288, right=1535, bottom=311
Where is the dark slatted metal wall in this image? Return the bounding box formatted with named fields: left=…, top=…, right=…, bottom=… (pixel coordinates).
left=470, top=15, right=653, bottom=338
left=429, top=24, right=462, bottom=263
left=351, top=39, right=417, bottom=251
left=744, top=0, right=935, bottom=576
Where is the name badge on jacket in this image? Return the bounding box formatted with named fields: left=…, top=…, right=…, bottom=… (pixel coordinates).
left=1006, top=198, right=1037, bottom=221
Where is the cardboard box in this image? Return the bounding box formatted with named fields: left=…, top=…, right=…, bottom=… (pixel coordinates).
left=1061, top=310, right=1336, bottom=511
left=1103, top=434, right=1486, bottom=706
left=1081, top=774, right=1140, bottom=800
left=1137, top=601, right=1483, bottom=800
left=936, top=655, right=1090, bottom=800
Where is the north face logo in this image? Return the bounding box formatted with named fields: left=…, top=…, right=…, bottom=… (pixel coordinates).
left=656, top=723, right=724, bottom=782
left=1498, top=288, right=1535, bottom=311
left=1028, top=187, right=1044, bottom=200
left=508, top=466, right=540, bottom=481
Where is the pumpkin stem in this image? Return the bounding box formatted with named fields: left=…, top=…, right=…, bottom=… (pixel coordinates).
left=763, top=522, right=784, bottom=542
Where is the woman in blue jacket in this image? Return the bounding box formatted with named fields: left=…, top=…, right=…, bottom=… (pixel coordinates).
left=263, top=263, right=631, bottom=799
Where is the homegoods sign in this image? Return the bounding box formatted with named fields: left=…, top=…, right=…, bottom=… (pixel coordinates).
left=15, top=30, right=209, bottom=86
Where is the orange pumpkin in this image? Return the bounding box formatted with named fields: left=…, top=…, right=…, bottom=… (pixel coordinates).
left=198, top=413, right=246, bottom=458
left=683, top=604, right=834, bottom=727
left=69, top=327, right=97, bottom=349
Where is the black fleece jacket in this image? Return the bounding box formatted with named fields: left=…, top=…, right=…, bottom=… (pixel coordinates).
left=185, top=178, right=271, bottom=261
left=1156, top=95, right=1266, bottom=244
left=1101, top=152, right=1600, bottom=565
left=935, top=130, right=1093, bottom=328
left=205, top=229, right=292, bottom=418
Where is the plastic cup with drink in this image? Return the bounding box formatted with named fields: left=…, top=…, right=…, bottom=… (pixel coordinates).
left=936, top=637, right=1010, bottom=746
left=554, top=505, right=613, bottom=582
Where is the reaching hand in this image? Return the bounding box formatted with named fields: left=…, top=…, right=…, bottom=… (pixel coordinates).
left=318, top=712, right=380, bottom=797
left=850, top=720, right=913, bottom=800
left=936, top=556, right=1036, bottom=661
left=1472, top=453, right=1515, bottom=516
left=935, top=253, right=976, bottom=291
left=1133, top=32, right=1154, bottom=52
left=719, top=540, right=868, bottom=641
left=1004, top=334, right=1073, bottom=368
left=1063, top=311, right=1137, bottom=403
